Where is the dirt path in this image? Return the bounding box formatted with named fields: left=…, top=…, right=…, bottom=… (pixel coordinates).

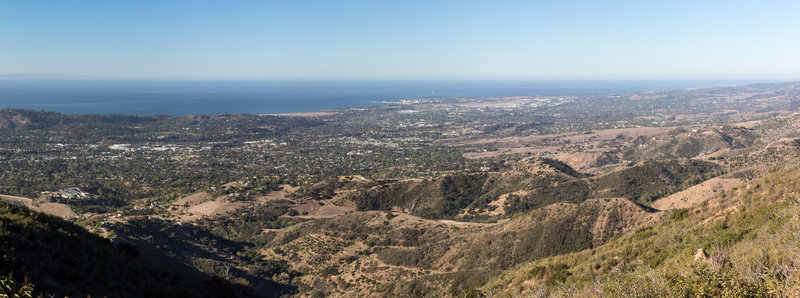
left=390, top=212, right=501, bottom=228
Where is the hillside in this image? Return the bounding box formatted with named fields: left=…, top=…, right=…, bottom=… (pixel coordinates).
left=340, top=158, right=720, bottom=220
left=0, top=202, right=255, bottom=297
left=481, top=161, right=800, bottom=297
left=238, top=195, right=657, bottom=296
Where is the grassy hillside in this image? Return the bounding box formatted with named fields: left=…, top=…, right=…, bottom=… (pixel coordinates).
left=480, top=162, right=800, bottom=297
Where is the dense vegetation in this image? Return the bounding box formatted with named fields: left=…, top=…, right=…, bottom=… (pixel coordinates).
left=349, top=173, right=492, bottom=219
left=0, top=202, right=253, bottom=297
left=538, top=157, right=588, bottom=178
left=594, top=159, right=723, bottom=205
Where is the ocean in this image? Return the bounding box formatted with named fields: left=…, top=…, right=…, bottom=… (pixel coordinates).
left=0, top=79, right=772, bottom=116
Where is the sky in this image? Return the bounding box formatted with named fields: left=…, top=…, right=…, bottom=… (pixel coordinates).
left=1, top=0, right=799, bottom=80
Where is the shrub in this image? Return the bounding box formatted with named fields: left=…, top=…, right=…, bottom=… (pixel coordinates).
left=546, top=264, right=570, bottom=286
left=670, top=208, right=689, bottom=221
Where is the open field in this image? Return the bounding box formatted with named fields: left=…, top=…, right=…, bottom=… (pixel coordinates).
left=0, top=194, right=76, bottom=219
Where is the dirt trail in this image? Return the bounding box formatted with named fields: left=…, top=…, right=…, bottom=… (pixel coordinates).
left=390, top=212, right=501, bottom=228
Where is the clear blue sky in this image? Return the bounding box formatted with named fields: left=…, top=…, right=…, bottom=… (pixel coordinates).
left=1, top=0, right=799, bottom=80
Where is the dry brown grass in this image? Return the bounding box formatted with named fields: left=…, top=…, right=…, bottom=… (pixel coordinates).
left=652, top=177, right=742, bottom=210
left=0, top=194, right=76, bottom=219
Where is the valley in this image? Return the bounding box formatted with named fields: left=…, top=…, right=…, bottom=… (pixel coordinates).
left=3, top=81, right=800, bottom=296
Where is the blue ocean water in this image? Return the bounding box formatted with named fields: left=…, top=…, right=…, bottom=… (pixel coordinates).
left=0, top=80, right=773, bottom=116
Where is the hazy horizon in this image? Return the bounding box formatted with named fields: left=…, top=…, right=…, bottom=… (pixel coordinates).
left=0, top=74, right=796, bottom=82
left=0, top=78, right=779, bottom=116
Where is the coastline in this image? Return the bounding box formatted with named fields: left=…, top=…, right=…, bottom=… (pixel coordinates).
left=0, top=79, right=774, bottom=116
left=261, top=111, right=340, bottom=117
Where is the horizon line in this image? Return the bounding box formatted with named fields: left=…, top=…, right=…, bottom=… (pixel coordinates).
left=0, top=74, right=797, bottom=82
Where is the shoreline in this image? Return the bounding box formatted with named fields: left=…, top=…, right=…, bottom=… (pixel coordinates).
left=0, top=79, right=771, bottom=117
left=261, top=111, right=340, bottom=117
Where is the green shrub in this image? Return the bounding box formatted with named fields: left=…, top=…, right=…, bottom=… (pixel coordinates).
left=546, top=264, right=570, bottom=286
left=670, top=208, right=689, bottom=221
